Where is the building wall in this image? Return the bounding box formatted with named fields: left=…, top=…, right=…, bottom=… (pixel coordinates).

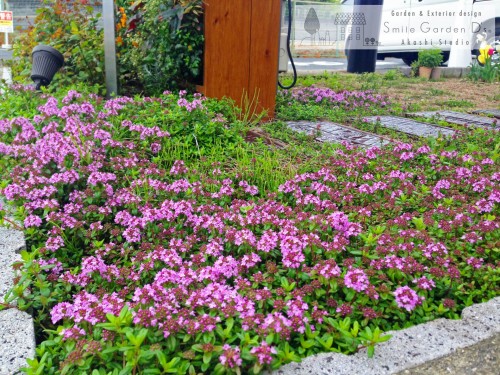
left=7, top=0, right=41, bottom=14
left=6, top=1, right=103, bottom=30
left=5, top=0, right=41, bottom=30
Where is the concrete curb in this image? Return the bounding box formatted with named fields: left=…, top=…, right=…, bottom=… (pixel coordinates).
left=0, top=309, right=36, bottom=375
left=290, top=66, right=471, bottom=77
left=272, top=297, right=500, bottom=375
left=398, top=67, right=471, bottom=78
left=0, top=227, right=36, bottom=375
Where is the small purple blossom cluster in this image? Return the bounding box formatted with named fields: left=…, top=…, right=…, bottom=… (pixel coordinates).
left=177, top=91, right=206, bottom=112
left=282, top=86, right=389, bottom=109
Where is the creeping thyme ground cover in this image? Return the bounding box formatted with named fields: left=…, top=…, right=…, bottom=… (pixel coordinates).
left=0, top=85, right=499, bottom=375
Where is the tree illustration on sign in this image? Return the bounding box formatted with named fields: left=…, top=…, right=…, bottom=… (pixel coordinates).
left=303, top=7, right=320, bottom=44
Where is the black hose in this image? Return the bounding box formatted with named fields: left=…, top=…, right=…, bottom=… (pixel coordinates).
left=278, top=0, right=297, bottom=90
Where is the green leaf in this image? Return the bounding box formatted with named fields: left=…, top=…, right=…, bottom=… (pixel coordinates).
left=367, top=345, right=375, bottom=358
left=300, top=338, right=316, bottom=349
left=142, top=369, right=161, bottom=374
left=118, top=365, right=134, bottom=375
left=201, top=362, right=211, bottom=373
left=203, top=351, right=212, bottom=364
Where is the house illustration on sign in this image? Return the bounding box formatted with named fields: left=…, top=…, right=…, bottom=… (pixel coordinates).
left=334, top=12, right=369, bottom=46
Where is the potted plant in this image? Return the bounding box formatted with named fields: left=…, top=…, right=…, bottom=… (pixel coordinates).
left=416, top=48, right=444, bottom=79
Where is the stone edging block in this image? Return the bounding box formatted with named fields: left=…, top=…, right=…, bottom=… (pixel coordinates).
left=272, top=297, right=499, bottom=375
left=0, top=226, right=34, bottom=375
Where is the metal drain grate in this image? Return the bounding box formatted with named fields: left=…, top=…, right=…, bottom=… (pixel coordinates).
left=286, top=121, right=390, bottom=148
left=408, top=111, right=498, bottom=129
left=364, top=116, right=455, bottom=138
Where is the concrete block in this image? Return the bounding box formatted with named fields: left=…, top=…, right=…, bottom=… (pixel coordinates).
left=395, top=333, right=500, bottom=375
left=441, top=67, right=470, bottom=78
left=397, top=67, right=412, bottom=77
left=0, top=228, right=25, bottom=300
left=272, top=297, right=500, bottom=375
left=0, top=309, right=36, bottom=375
left=0, top=225, right=34, bottom=375
left=397, top=67, right=471, bottom=79
left=0, top=227, right=25, bottom=254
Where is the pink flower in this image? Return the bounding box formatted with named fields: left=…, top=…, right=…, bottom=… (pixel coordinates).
left=400, top=152, right=415, bottom=161
left=61, top=326, right=85, bottom=340
left=169, top=160, right=188, bottom=175
left=150, top=142, right=161, bottom=154
left=466, top=257, right=484, bottom=269
left=250, top=342, right=277, bottom=365
left=344, top=268, right=369, bottom=292
left=219, top=344, right=242, bottom=368
left=24, top=214, right=42, bottom=228
left=336, top=303, right=353, bottom=316
left=46, top=236, right=64, bottom=251
left=123, top=227, right=141, bottom=243
left=239, top=180, right=259, bottom=195
left=413, top=276, right=435, bottom=290
left=393, top=286, right=423, bottom=312
left=257, top=230, right=278, bottom=253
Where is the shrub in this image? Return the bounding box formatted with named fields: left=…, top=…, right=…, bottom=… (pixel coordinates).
left=10, top=0, right=204, bottom=95
left=115, top=0, right=204, bottom=94
left=9, top=0, right=104, bottom=89
left=416, top=48, right=443, bottom=68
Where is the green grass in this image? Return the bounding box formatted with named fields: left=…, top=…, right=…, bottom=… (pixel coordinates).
left=436, top=99, right=475, bottom=109
left=428, top=88, right=447, bottom=96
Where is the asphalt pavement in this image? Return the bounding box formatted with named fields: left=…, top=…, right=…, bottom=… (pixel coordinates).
left=0, top=49, right=12, bottom=61
left=288, top=57, right=407, bottom=72
left=1, top=47, right=406, bottom=74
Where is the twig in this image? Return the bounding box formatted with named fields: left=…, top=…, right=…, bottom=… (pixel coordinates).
left=2, top=217, right=24, bottom=231
left=0, top=301, right=18, bottom=309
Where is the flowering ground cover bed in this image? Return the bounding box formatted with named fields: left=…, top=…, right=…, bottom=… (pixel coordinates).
left=0, top=85, right=499, bottom=374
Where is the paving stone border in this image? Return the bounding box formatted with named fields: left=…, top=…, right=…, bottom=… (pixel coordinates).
left=364, top=116, right=455, bottom=138
left=0, top=226, right=35, bottom=375
left=0, top=309, right=36, bottom=375
left=472, top=109, right=500, bottom=119
left=407, top=111, right=498, bottom=129
left=286, top=120, right=391, bottom=148
left=397, top=67, right=471, bottom=78
left=272, top=297, right=500, bottom=375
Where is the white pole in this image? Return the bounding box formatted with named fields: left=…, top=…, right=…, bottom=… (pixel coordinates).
left=448, top=0, right=473, bottom=67
left=0, top=0, right=10, bottom=49
left=103, top=0, right=118, bottom=97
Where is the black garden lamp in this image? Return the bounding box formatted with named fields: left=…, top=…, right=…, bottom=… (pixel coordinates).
left=31, top=45, right=65, bottom=90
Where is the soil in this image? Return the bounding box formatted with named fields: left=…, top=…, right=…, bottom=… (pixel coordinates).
left=378, top=78, right=500, bottom=111
left=244, top=128, right=288, bottom=148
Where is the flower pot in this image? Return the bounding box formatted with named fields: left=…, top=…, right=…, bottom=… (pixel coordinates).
left=31, top=45, right=65, bottom=90
left=418, top=66, right=432, bottom=79
left=431, top=67, right=441, bottom=80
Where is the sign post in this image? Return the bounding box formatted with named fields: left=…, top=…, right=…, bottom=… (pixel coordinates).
left=347, top=0, right=384, bottom=74
left=0, top=1, right=13, bottom=49
left=103, top=0, right=119, bottom=97
left=200, top=0, right=281, bottom=120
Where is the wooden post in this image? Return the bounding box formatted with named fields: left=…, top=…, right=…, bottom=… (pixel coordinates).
left=201, top=0, right=281, bottom=120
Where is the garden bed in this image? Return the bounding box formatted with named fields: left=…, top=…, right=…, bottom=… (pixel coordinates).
left=0, top=75, right=498, bottom=374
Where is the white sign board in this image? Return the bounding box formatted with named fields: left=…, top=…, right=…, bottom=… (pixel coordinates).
left=0, top=11, right=13, bottom=33
left=292, top=1, right=496, bottom=54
